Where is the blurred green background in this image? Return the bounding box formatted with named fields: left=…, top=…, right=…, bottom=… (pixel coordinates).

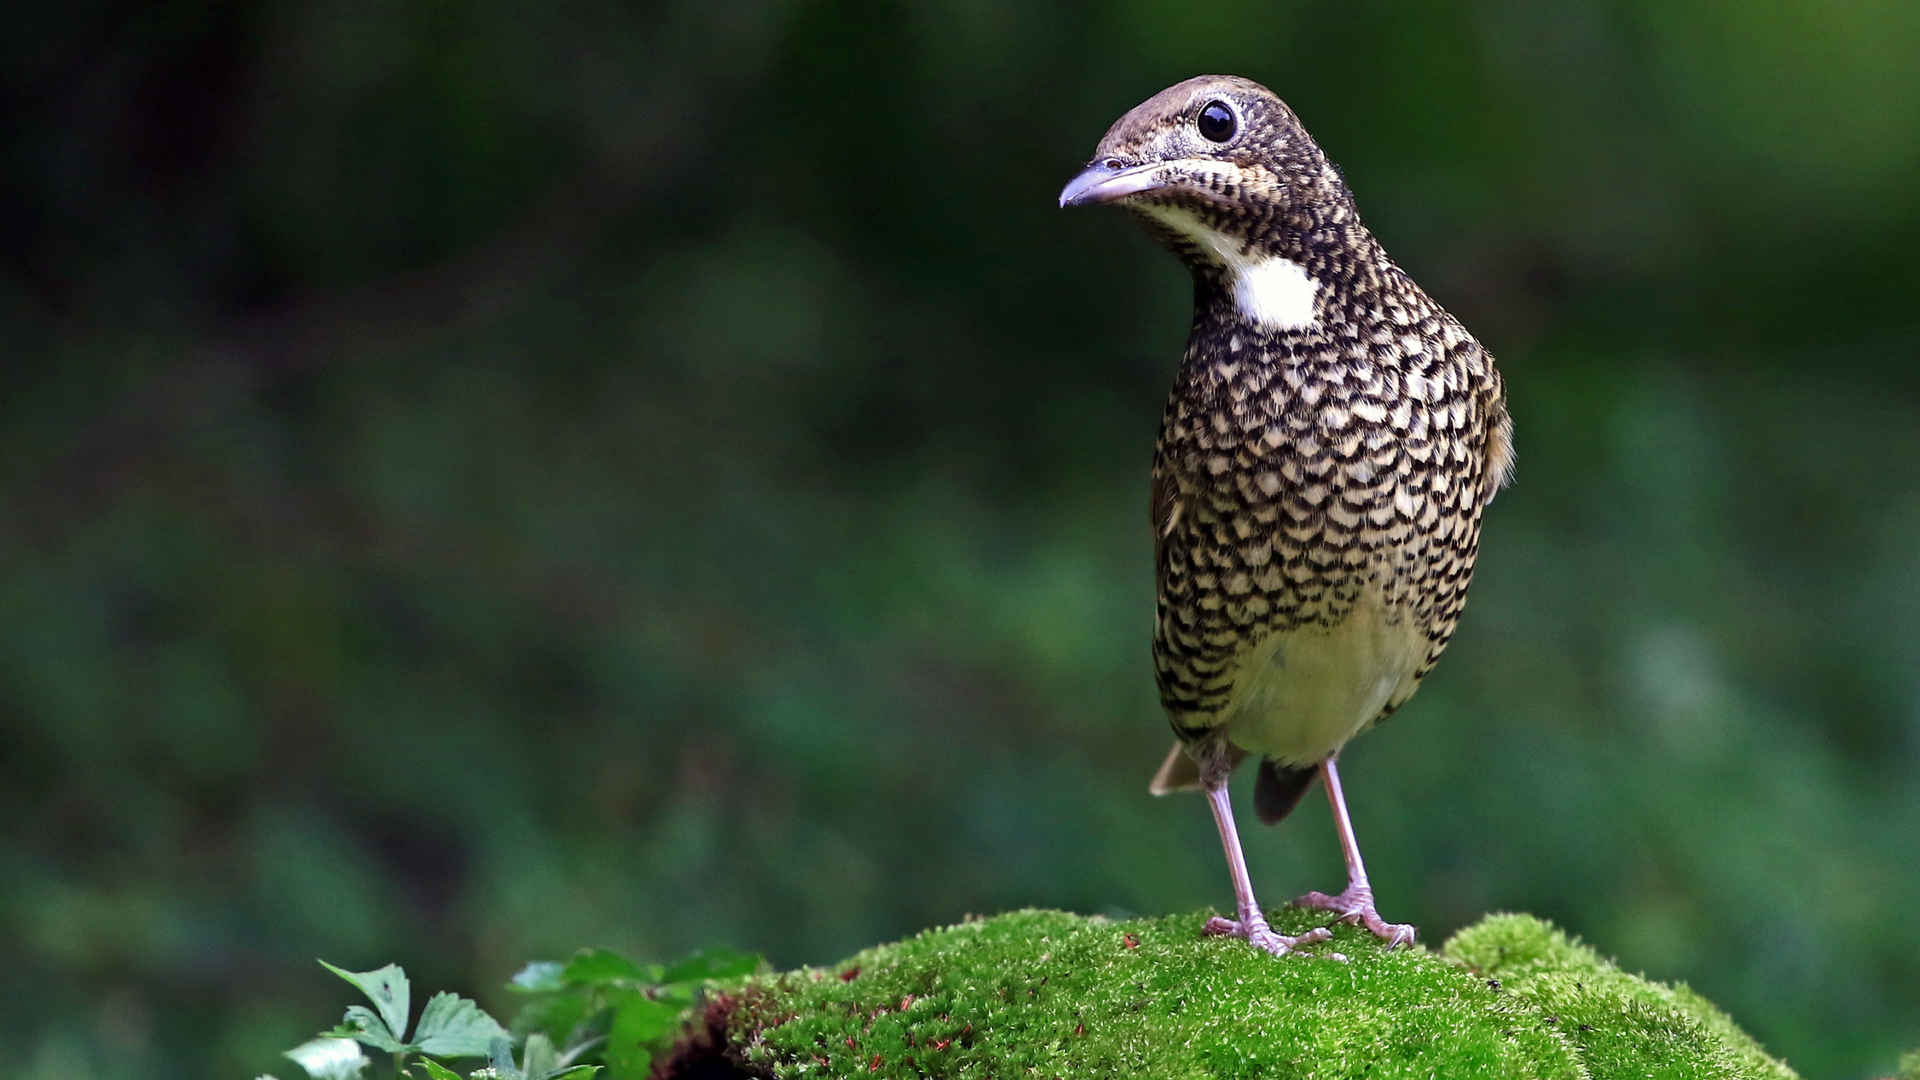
left=5, top=1, right=1917, bottom=1077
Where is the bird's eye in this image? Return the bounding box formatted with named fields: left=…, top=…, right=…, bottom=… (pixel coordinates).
left=1197, top=100, right=1237, bottom=143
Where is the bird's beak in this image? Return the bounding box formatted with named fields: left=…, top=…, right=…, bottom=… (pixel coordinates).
left=1058, top=159, right=1166, bottom=208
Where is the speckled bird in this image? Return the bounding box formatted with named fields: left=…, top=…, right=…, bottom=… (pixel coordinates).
left=1060, top=75, right=1513, bottom=957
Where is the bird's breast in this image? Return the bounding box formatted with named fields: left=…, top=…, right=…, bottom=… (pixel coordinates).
left=1221, top=586, right=1430, bottom=764
left=1172, top=347, right=1459, bottom=621
left=1151, top=319, right=1492, bottom=735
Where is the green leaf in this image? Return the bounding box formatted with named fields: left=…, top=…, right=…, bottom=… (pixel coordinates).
left=605, top=991, right=679, bottom=1078
left=611, top=991, right=681, bottom=1045
left=285, top=1036, right=370, bottom=1079
left=660, top=948, right=761, bottom=984
left=488, top=1036, right=522, bottom=1079
left=517, top=1033, right=604, bottom=1079
left=561, top=948, right=656, bottom=987
left=416, top=1061, right=463, bottom=1080
left=333, top=1005, right=413, bottom=1053
left=505, top=991, right=592, bottom=1051
left=415, top=991, right=512, bottom=1057
left=552, top=1030, right=607, bottom=1070
left=508, top=961, right=566, bottom=993
left=650, top=984, right=695, bottom=1011
left=519, top=1033, right=558, bottom=1076
left=320, top=961, right=412, bottom=1042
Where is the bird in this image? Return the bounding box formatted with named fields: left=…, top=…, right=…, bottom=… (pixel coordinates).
left=1059, top=75, right=1513, bottom=957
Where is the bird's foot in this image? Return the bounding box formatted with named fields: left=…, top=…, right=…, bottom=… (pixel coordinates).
left=1292, top=884, right=1416, bottom=949
left=1202, top=912, right=1336, bottom=958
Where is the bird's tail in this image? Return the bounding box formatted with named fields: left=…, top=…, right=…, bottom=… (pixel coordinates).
left=1148, top=743, right=1318, bottom=825
left=1254, top=759, right=1318, bottom=825
left=1147, top=741, right=1247, bottom=795
left=1148, top=742, right=1204, bottom=795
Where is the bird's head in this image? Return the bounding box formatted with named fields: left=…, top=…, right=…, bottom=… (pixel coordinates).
left=1060, top=75, right=1364, bottom=331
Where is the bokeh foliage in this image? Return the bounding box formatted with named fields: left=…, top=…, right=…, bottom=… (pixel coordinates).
left=3, top=2, right=1916, bottom=1078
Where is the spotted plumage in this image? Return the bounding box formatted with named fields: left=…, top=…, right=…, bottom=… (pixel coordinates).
left=1062, top=75, right=1511, bottom=955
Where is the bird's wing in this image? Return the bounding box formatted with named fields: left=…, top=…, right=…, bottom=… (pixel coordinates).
left=1148, top=464, right=1182, bottom=588
left=1481, top=369, right=1515, bottom=505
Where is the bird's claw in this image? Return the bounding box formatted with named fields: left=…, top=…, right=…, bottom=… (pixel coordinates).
left=1292, top=884, right=1416, bottom=948
left=1203, top=914, right=1336, bottom=958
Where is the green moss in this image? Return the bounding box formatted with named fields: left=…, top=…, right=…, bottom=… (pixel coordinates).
left=1444, top=915, right=1794, bottom=1080
left=723, top=909, right=1798, bottom=1079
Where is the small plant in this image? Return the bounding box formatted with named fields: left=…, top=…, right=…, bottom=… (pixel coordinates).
left=266, top=947, right=762, bottom=1080
left=504, top=945, right=762, bottom=1077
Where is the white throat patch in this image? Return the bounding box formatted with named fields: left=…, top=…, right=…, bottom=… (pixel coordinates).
left=1140, top=205, right=1320, bottom=332
left=1232, top=255, right=1319, bottom=333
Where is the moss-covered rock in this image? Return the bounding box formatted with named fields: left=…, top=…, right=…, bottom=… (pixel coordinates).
left=688, top=909, right=1798, bottom=1079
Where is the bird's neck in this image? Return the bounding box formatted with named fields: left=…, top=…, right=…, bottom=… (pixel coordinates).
left=1188, top=226, right=1394, bottom=340
left=1137, top=199, right=1396, bottom=339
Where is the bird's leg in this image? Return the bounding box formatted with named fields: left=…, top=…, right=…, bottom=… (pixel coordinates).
left=1292, top=754, right=1417, bottom=948
left=1197, top=756, right=1332, bottom=957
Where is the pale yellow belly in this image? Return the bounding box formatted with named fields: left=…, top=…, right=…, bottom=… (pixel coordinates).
left=1219, top=592, right=1427, bottom=766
